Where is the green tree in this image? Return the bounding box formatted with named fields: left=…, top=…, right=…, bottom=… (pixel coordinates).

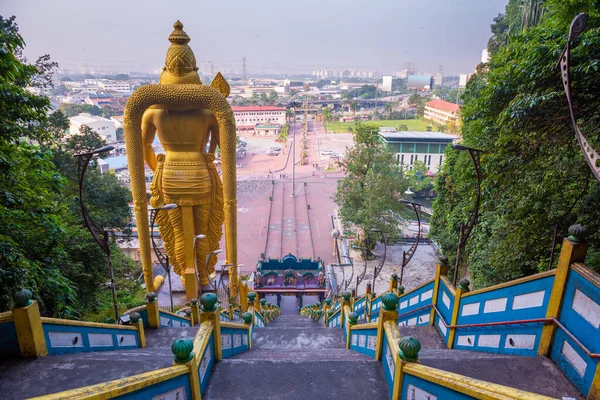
left=57, top=103, right=102, bottom=117
left=430, top=0, right=600, bottom=288
left=268, top=90, right=278, bottom=104
left=335, top=123, right=408, bottom=248
left=384, top=102, right=393, bottom=119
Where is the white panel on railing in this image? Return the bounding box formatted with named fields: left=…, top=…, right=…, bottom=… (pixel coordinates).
left=461, top=302, right=480, bottom=316
left=221, top=335, right=232, bottom=349
left=421, top=289, right=433, bottom=301
left=437, top=318, right=447, bottom=335
left=407, top=317, right=417, bottom=326
left=409, top=296, right=419, bottom=306
left=478, top=334, right=501, bottom=348
left=243, top=334, right=248, bottom=346
left=407, top=384, right=438, bottom=400
left=399, top=301, right=408, bottom=310
left=562, top=340, right=587, bottom=377
left=457, top=335, right=475, bottom=347
left=505, top=334, right=535, bottom=349
left=351, top=335, right=358, bottom=346
left=200, top=345, right=212, bottom=381
left=385, top=343, right=395, bottom=376
left=442, top=292, right=451, bottom=309
left=48, top=332, right=84, bottom=348
left=89, top=333, right=113, bottom=347
left=117, top=334, right=137, bottom=347
left=358, top=335, right=366, bottom=347
left=367, top=336, right=376, bottom=350
left=483, top=298, right=507, bottom=313
left=152, top=387, right=186, bottom=400
left=233, top=334, right=242, bottom=348
left=512, top=290, right=545, bottom=310
left=418, top=314, right=430, bottom=324
left=572, top=289, right=600, bottom=329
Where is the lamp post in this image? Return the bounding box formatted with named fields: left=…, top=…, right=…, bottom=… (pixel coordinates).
left=451, top=144, right=483, bottom=286
left=370, top=229, right=388, bottom=290
left=73, top=145, right=119, bottom=322
left=352, top=242, right=370, bottom=293
left=398, top=200, right=424, bottom=286
left=193, top=234, right=222, bottom=295
left=330, top=262, right=352, bottom=295
left=149, top=203, right=177, bottom=311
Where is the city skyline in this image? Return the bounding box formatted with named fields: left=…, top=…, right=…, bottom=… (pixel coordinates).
left=4, top=0, right=507, bottom=76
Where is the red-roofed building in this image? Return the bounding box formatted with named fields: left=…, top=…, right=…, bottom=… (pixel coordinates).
left=232, top=106, right=286, bottom=134
left=424, top=100, right=460, bottom=125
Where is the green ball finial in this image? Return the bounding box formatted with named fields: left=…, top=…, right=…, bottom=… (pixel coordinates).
left=390, top=273, right=398, bottom=281
left=398, top=337, right=421, bottom=362
left=130, top=312, right=141, bottom=323
left=200, top=293, right=218, bottom=312
left=13, top=289, right=33, bottom=308
left=191, top=298, right=198, bottom=305
left=171, top=338, right=194, bottom=363
left=241, top=312, right=253, bottom=324
left=327, top=309, right=335, bottom=316
left=439, top=255, right=449, bottom=266
left=248, top=292, right=257, bottom=302
left=342, top=291, right=352, bottom=301
left=397, top=285, right=405, bottom=295
left=458, top=278, right=471, bottom=292
left=568, top=224, right=588, bottom=243
left=348, top=312, right=358, bottom=325
left=381, top=292, right=399, bottom=311
left=146, top=292, right=157, bottom=303
left=324, top=298, right=332, bottom=306
left=260, top=298, right=267, bottom=306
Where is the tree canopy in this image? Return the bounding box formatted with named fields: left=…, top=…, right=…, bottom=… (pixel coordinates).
left=430, top=0, right=600, bottom=288
left=0, top=16, right=142, bottom=320
left=335, top=123, right=408, bottom=245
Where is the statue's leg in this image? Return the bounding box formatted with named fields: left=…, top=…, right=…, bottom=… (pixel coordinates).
left=193, top=204, right=212, bottom=287
left=179, top=204, right=199, bottom=300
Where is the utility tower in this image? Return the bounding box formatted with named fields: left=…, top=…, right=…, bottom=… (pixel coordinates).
left=242, top=56, right=247, bottom=81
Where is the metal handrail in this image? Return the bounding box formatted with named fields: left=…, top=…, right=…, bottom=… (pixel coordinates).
left=429, top=304, right=600, bottom=359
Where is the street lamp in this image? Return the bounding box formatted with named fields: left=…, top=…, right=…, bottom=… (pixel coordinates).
left=398, top=200, right=424, bottom=286
left=330, top=262, right=352, bottom=296
left=451, top=143, right=483, bottom=286
left=352, top=243, right=370, bottom=293
left=73, top=145, right=119, bottom=322
left=149, top=203, right=177, bottom=311
left=370, top=229, right=388, bottom=290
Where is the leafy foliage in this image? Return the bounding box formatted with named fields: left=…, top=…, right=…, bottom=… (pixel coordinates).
left=335, top=123, right=408, bottom=247
left=431, top=0, right=600, bottom=288
left=0, top=16, right=139, bottom=319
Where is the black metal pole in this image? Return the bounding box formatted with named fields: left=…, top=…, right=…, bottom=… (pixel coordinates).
left=105, top=231, right=119, bottom=322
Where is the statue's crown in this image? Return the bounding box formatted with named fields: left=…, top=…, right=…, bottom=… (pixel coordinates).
left=164, top=20, right=198, bottom=76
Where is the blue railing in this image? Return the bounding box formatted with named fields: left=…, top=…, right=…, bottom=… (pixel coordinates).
left=220, top=326, right=251, bottom=359
left=159, top=310, right=191, bottom=327
left=398, top=280, right=435, bottom=327
left=349, top=327, right=377, bottom=358
left=199, top=333, right=215, bottom=396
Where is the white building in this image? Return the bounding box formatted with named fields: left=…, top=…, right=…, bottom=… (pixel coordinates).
left=232, top=106, right=286, bottom=134
left=424, top=100, right=460, bottom=125
left=98, top=80, right=130, bottom=93
left=69, top=113, right=117, bottom=142
left=382, top=76, right=393, bottom=92
left=434, top=73, right=443, bottom=87
left=59, top=92, right=89, bottom=104
left=201, top=61, right=214, bottom=75
left=379, top=128, right=459, bottom=171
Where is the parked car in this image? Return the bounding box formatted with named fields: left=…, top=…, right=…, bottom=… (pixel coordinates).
left=321, top=150, right=333, bottom=155
left=270, top=146, right=282, bottom=152
left=267, top=149, right=280, bottom=156
left=329, top=154, right=341, bottom=160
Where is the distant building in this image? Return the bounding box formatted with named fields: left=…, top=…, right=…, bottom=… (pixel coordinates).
left=424, top=100, right=460, bottom=125
left=379, top=128, right=458, bottom=171
left=232, top=106, right=286, bottom=134
left=111, top=116, right=124, bottom=129
left=381, top=76, right=393, bottom=92
left=98, top=80, right=130, bottom=93
left=458, top=74, right=469, bottom=88
left=407, top=75, right=433, bottom=91
left=201, top=61, right=214, bottom=75
left=434, top=73, right=443, bottom=87
left=69, top=113, right=116, bottom=142
left=254, top=123, right=282, bottom=137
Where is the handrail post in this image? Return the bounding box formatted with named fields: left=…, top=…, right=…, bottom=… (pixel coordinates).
left=199, top=293, right=222, bottom=361
left=375, top=292, right=399, bottom=361
left=538, top=225, right=588, bottom=357
left=447, top=279, right=470, bottom=349
left=146, top=292, right=160, bottom=329
left=430, top=261, right=449, bottom=327
left=11, top=290, right=48, bottom=357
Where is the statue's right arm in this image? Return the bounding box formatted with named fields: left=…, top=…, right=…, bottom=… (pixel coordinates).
left=142, top=111, right=158, bottom=171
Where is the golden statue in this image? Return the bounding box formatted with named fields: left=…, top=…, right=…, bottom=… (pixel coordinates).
left=124, top=21, right=238, bottom=300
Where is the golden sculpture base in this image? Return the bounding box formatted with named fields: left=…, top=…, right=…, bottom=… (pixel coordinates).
left=184, top=268, right=199, bottom=301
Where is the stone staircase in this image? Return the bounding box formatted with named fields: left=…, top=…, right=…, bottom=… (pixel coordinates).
left=399, top=326, right=584, bottom=399
left=205, top=314, right=389, bottom=400
left=0, top=327, right=198, bottom=399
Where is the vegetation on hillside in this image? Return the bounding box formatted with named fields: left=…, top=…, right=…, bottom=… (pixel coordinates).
left=430, top=0, right=600, bottom=288
left=0, top=16, right=144, bottom=320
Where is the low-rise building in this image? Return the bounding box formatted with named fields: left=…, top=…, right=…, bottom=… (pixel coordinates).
left=424, top=100, right=460, bottom=125
left=254, top=123, right=282, bottom=137
left=232, top=106, right=286, bottom=134
left=378, top=128, right=458, bottom=171
left=69, top=113, right=117, bottom=142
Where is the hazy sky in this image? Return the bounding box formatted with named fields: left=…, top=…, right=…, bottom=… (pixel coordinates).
left=3, top=0, right=507, bottom=75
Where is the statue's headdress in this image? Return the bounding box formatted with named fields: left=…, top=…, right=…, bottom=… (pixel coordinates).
left=161, top=20, right=201, bottom=84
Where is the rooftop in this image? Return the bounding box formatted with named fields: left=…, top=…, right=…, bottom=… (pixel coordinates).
left=379, top=130, right=459, bottom=142
left=425, top=99, right=461, bottom=114
left=69, top=113, right=113, bottom=124
left=232, top=106, right=285, bottom=112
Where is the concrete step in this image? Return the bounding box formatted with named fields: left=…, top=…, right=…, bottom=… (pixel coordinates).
left=398, top=325, right=446, bottom=350
left=0, top=349, right=174, bottom=399
left=145, top=326, right=199, bottom=348
left=419, top=349, right=583, bottom=399
left=252, top=327, right=345, bottom=350
left=230, top=348, right=368, bottom=362
left=204, top=359, right=388, bottom=400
